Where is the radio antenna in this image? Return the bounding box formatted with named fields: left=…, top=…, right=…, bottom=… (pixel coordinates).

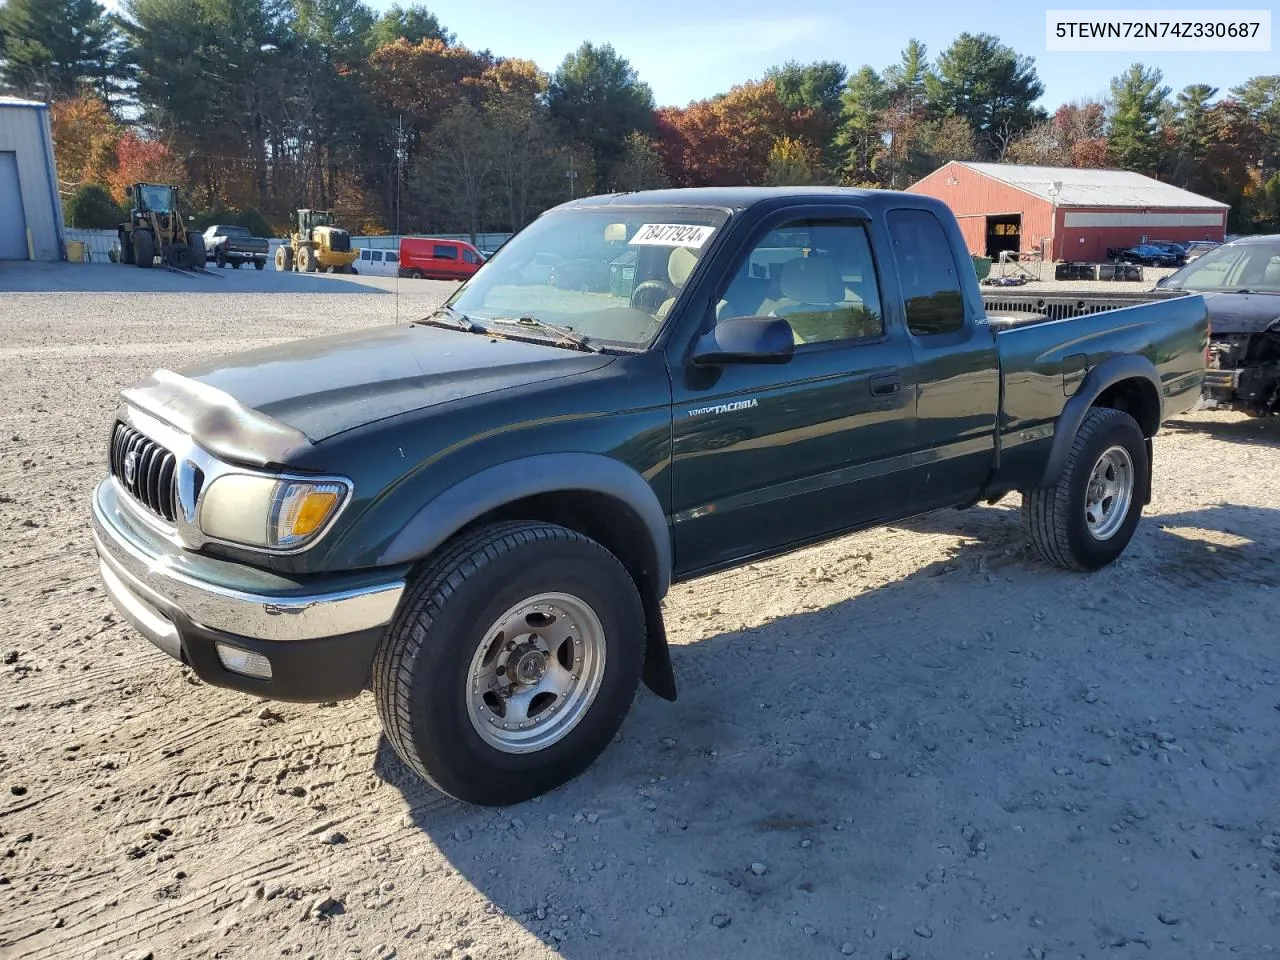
left=395, top=113, right=403, bottom=325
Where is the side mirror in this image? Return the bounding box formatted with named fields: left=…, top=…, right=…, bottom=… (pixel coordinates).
left=691, top=315, right=795, bottom=365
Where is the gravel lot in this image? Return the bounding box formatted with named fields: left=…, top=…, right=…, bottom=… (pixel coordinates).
left=2, top=262, right=1279, bottom=960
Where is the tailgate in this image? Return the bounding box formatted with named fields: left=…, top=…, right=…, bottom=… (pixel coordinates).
left=224, top=237, right=269, bottom=254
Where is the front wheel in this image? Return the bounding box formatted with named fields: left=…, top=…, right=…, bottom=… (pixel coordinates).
left=1022, top=407, right=1149, bottom=571
left=372, top=521, right=645, bottom=806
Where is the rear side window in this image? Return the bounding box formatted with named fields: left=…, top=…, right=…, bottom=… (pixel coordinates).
left=886, top=208, right=965, bottom=336
left=434, top=244, right=457, bottom=259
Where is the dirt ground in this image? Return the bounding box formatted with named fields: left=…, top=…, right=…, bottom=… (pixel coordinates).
left=1, top=264, right=1278, bottom=960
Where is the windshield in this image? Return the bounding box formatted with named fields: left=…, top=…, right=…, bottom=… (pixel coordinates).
left=442, top=205, right=732, bottom=349
left=1160, top=239, right=1280, bottom=293
left=220, top=225, right=250, bottom=236
left=138, top=185, right=173, bottom=213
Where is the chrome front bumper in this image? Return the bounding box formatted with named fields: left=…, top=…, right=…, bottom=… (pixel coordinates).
left=91, top=479, right=406, bottom=647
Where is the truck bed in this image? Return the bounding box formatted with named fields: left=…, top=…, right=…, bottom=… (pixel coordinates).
left=989, top=293, right=1208, bottom=491
left=982, top=288, right=1184, bottom=326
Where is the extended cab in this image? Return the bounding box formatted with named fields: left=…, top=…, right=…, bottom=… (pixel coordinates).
left=90, top=187, right=1208, bottom=806
left=203, top=224, right=270, bottom=270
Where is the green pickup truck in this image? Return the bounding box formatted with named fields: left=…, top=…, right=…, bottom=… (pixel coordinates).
left=90, top=187, right=1208, bottom=805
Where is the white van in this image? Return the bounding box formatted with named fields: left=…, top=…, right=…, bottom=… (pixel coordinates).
left=356, top=247, right=400, bottom=277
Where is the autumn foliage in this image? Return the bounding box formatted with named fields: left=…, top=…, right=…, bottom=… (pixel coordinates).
left=49, top=94, right=119, bottom=189
left=106, top=133, right=187, bottom=204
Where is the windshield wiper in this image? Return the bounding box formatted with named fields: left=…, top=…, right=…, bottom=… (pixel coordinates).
left=488, top=315, right=601, bottom=352
left=414, top=305, right=483, bottom=333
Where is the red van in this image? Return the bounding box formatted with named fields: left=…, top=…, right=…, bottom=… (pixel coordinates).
left=398, top=237, right=485, bottom=280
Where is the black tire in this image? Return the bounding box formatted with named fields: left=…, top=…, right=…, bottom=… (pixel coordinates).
left=215, top=246, right=226, bottom=268
left=119, top=233, right=134, bottom=265
left=372, top=521, right=646, bottom=806
left=254, top=259, right=264, bottom=270
left=1021, top=407, right=1149, bottom=571
left=134, top=231, right=154, bottom=268
left=187, top=233, right=206, bottom=270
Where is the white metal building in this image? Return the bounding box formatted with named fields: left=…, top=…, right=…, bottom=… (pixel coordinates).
left=0, top=96, right=66, bottom=261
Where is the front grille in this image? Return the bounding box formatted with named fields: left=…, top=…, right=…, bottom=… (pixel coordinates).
left=109, top=421, right=179, bottom=522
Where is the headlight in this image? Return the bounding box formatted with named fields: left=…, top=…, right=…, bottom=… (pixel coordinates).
left=198, top=475, right=350, bottom=551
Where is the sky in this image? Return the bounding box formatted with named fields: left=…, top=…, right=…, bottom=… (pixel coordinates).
left=399, top=0, right=1278, bottom=107
left=104, top=0, right=1278, bottom=109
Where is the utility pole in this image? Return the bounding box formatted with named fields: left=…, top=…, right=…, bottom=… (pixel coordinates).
left=566, top=155, right=578, bottom=199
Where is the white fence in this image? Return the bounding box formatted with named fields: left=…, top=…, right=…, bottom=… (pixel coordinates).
left=64, top=227, right=513, bottom=264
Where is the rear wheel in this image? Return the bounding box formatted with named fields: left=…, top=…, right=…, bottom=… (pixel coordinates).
left=215, top=246, right=226, bottom=268
left=372, top=521, right=645, bottom=806
left=298, top=245, right=317, bottom=273
left=133, top=231, right=154, bottom=268
left=118, top=233, right=135, bottom=265
left=275, top=245, right=293, bottom=272
left=254, top=259, right=265, bottom=271
left=1022, top=407, right=1148, bottom=571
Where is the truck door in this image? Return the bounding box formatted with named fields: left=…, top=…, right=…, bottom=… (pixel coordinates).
left=669, top=210, right=918, bottom=577
left=885, top=206, right=999, bottom=510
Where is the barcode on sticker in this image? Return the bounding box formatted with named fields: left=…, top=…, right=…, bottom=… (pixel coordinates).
left=628, top=224, right=716, bottom=247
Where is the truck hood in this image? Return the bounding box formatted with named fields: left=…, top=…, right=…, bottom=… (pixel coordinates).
left=119, top=323, right=614, bottom=468
left=1199, top=291, right=1280, bottom=336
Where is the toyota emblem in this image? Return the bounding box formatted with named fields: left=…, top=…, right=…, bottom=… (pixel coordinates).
left=123, top=450, right=138, bottom=485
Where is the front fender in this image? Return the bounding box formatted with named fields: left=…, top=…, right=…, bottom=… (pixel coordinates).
left=1037, top=353, right=1161, bottom=490
left=376, top=452, right=673, bottom=597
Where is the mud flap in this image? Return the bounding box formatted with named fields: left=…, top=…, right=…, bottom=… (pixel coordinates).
left=641, top=594, right=677, bottom=701
left=1142, top=437, right=1153, bottom=505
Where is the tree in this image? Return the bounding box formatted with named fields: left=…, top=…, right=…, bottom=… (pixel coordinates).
left=1107, top=63, right=1170, bottom=174
left=1170, top=84, right=1218, bottom=190
left=762, top=137, right=817, bottom=185
left=106, top=131, right=186, bottom=203
left=49, top=93, right=120, bottom=190
left=882, top=39, right=930, bottom=112
left=65, top=182, right=122, bottom=227
left=1230, top=75, right=1280, bottom=175
left=613, top=132, right=668, bottom=191
left=368, top=3, right=452, bottom=48
left=764, top=59, right=847, bottom=163
left=926, top=32, right=1046, bottom=156
left=0, top=0, right=118, bottom=100
left=924, top=115, right=978, bottom=164
left=833, top=66, right=888, bottom=185
left=654, top=80, right=791, bottom=187
left=413, top=100, right=494, bottom=241
left=485, top=90, right=566, bottom=231
left=547, top=41, right=654, bottom=189
left=9, top=2, right=110, bottom=100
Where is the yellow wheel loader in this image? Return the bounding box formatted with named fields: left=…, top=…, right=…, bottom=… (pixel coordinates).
left=274, top=209, right=359, bottom=274
left=116, top=183, right=206, bottom=270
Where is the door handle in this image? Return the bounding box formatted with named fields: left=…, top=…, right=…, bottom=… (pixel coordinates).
left=870, top=374, right=902, bottom=396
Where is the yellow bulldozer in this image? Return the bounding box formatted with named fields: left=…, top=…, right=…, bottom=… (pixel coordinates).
left=274, top=209, right=359, bottom=274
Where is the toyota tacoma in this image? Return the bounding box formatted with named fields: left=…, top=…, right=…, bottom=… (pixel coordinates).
left=90, top=187, right=1208, bottom=806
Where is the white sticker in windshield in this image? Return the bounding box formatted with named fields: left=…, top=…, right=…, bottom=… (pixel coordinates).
left=628, top=223, right=715, bottom=248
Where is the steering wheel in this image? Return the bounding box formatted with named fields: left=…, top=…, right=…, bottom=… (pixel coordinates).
left=630, top=279, right=675, bottom=313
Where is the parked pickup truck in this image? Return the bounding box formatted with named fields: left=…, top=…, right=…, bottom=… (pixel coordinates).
left=90, top=187, right=1208, bottom=806
left=203, top=224, right=270, bottom=270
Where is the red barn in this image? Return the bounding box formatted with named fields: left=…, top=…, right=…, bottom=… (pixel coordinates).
left=907, top=161, right=1229, bottom=262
